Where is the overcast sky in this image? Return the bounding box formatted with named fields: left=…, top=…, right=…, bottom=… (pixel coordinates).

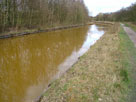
left=84, top=0, right=136, bottom=16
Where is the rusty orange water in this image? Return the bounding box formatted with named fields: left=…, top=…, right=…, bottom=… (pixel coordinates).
left=0, top=25, right=105, bottom=102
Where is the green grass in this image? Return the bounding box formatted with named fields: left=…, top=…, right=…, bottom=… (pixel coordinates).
left=119, top=25, right=136, bottom=101
left=124, top=22, right=136, bottom=32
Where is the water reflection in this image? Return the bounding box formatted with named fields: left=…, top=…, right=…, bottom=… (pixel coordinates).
left=0, top=25, right=105, bottom=102
left=57, top=25, right=104, bottom=78
left=78, top=25, right=104, bottom=56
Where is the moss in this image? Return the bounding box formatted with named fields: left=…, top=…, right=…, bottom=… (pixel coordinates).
left=120, top=69, right=129, bottom=84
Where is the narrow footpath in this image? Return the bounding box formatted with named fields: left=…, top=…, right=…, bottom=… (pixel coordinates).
left=123, top=26, right=136, bottom=47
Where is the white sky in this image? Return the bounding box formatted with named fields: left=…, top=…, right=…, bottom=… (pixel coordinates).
left=83, top=0, right=136, bottom=16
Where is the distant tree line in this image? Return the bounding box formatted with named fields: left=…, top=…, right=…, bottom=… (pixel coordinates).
left=95, top=3, right=136, bottom=23
left=0, top=0, right=89, bottom=33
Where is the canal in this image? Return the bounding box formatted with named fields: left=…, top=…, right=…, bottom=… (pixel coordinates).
left=0, top=24, right=107, bottom=102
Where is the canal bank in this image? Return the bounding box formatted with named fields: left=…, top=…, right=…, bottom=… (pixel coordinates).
left=40, top=23, right=126, bottom=102
left=0, top=21, right=113, bottom=39
left=0, top=24, right=92, bottom=39
left=1, top=22, right=132, bottom=102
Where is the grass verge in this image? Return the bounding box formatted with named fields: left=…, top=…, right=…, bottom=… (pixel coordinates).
left=119, top=26, right=136, bottom=102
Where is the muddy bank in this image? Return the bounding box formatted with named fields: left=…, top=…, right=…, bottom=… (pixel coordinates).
left=0, top=23, right=93, bottom=39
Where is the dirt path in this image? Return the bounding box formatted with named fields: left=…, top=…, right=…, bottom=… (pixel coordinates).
left=123, top=25, right=136, bottom=47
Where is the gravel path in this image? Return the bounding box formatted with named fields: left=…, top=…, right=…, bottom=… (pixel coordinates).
left=123, top=26, right=136, bottom=47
